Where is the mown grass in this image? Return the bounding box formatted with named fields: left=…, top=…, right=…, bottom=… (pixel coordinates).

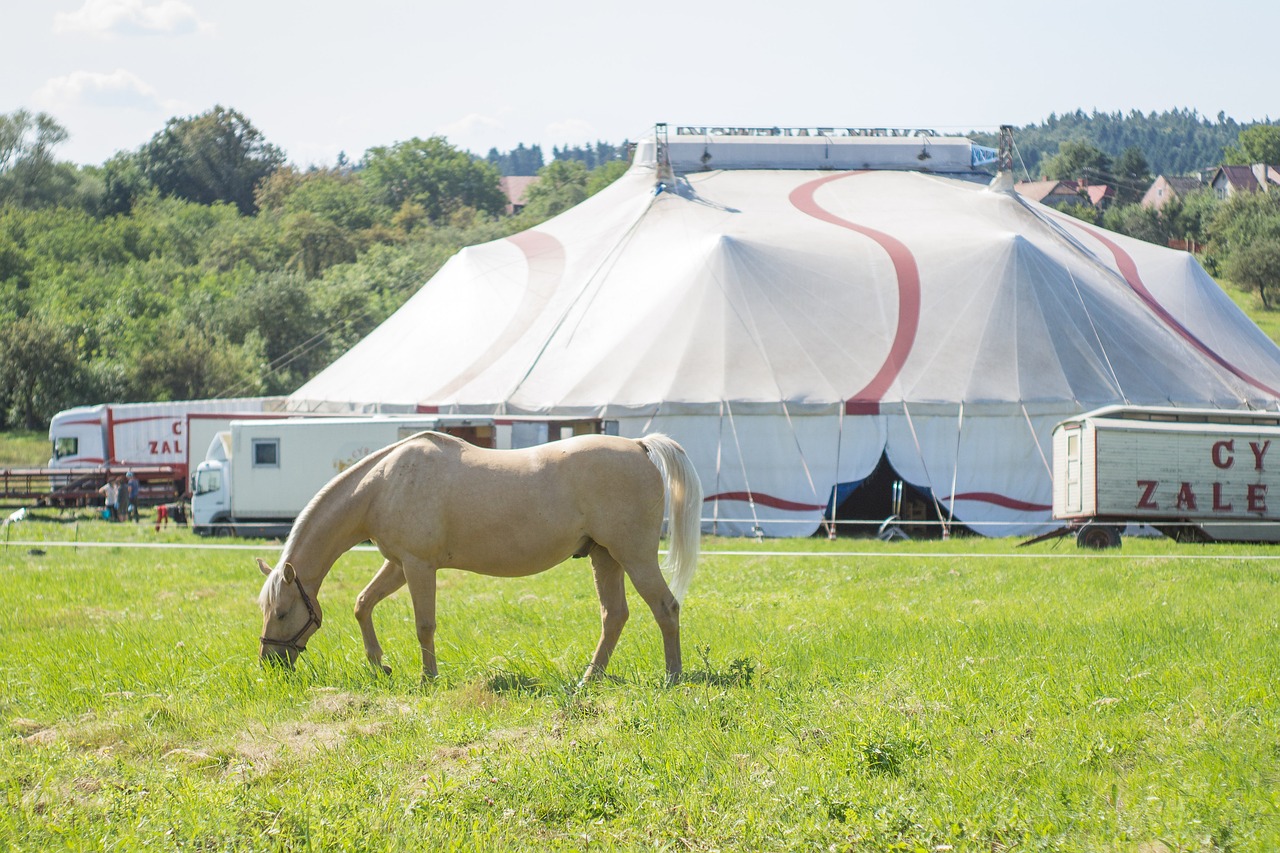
left=0, top=430, right=47, bottom=468
left=1221, top=276, right=1280, bottom=345
left=2, top=518, right=1278, bottom=851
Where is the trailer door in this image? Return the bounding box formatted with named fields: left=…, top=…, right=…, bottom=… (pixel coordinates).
left=1064, top=428, right=1083, bottom=514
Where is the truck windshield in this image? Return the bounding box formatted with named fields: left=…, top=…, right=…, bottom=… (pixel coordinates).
left=194, top=468, right=221, bottom=496
left=53, top=437, right=78, bottom=459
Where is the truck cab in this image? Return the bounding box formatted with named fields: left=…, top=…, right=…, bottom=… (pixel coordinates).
left=191, top=432, right=232, bottom=536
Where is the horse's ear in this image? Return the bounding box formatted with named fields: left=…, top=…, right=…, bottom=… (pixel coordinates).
left=282, top=563, right=297, bottom=584
left=256, top=558, right=272, bottom=577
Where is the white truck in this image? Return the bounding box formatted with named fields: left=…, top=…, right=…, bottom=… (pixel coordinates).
left=191, top=415, right=615, bottom=537
left=48, top=398, right=286, bottom=485
left=1049, top=405, right=1280, bottom=547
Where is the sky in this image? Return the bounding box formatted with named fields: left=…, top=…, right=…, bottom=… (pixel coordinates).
left=4, top=0, right=1277, bottom=168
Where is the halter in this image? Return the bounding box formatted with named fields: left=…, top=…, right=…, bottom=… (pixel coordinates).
left=260, top=576, right=321, bottom=654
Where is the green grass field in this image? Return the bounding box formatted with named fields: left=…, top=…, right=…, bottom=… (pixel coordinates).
left=0, top=430, right=47, bottom=468
left=2, top=516, right=1278, bottom=851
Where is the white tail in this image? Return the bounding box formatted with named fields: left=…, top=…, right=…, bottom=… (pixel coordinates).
left=641, top=433, right=703, bottom=603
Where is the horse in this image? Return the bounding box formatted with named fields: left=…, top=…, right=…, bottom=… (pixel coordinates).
left=257, top=431, right=702, bottom=685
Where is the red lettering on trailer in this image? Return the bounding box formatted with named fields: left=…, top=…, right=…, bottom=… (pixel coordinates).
left=1248, top=483, right=1268, bottom=513
left=1250, top=440, right=1271, bottom=471
left=1136, top=480, right=1159, bottom=509
left=1212, top=440, right=1234, bottom=469
left=1213, top=483, right=1233, bottom=512
left=1175, top=482, right=1197, bottom=511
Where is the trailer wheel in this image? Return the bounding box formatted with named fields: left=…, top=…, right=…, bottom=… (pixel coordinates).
left=1077, top=523, right=1121, bottom=550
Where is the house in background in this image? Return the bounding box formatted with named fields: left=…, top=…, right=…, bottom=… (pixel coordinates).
left=1141, top=175, right=1204, bottom=210
left=1015, top=180, right=1087, bottom=209
left=1209, top=164, right=1280, bottom=199
left=1016, top=178, right=1113, bottom=213
left=499, top=175, right=539, bottom=215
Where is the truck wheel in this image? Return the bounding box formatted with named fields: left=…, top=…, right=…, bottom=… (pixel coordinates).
left=1077, top=523, right=1121, bottom=549
left=214, top=525, right=234, bottom=538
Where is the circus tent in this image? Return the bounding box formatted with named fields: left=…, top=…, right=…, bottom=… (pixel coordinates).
left=288, top=128, right=1280, bottom=536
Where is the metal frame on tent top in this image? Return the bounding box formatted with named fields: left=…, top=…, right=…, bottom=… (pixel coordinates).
left=674, top=126, right=940, bottom=138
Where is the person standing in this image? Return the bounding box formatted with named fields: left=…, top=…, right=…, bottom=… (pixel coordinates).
left=98, top=478, right=119, bottom=522
left=126, top=472, right=140, bottom=522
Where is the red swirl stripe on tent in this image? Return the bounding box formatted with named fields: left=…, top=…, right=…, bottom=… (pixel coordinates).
left=789, top=172, right=922, bottom=416
left=1060, top=216, right=1280, bottom=399
left=704, top=491, right=827, bottom=512
left=945, top=492, right=1052, bottom=512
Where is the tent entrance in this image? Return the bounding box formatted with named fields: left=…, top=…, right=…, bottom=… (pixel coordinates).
left=826, top=454, right=950, bottom=539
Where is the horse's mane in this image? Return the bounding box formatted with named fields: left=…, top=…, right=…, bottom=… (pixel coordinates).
left=274, top=430, right=453, bottom=566
left=258, top=567, right=285, bottom=612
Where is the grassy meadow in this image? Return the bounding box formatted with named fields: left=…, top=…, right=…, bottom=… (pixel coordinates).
left=2, top=514, right=1278, bottom=850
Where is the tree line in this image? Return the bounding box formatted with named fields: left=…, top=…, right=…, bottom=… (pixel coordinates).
left=0, top=107, right=627, bottom=429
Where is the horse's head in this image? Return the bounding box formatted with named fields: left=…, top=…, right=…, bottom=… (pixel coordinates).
left=256, top=558, right=323, bottom=668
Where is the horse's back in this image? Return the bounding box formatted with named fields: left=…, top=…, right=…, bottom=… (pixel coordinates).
left=364, top=432, right=664, bottom=572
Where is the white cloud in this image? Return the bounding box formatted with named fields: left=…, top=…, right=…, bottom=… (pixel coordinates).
left=438, top=113, right=505, bottom=149
left=34, top=69, right=170, bottom=112
left=543, top=119, right=598, bottom=147
left=54, top=0, right=214, bottom=37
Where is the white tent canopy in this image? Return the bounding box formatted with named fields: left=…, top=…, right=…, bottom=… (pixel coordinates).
left=290, top=129, right=1280, bottom=536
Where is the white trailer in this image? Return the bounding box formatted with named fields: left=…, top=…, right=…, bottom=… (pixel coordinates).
left=1050, top=405, right=1280, bottom=547
left=191, top=415, right=615, bottom=537
left=48, top=398, right=285, bottom=485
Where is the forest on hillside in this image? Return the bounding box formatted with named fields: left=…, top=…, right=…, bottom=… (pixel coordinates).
left=2, top=106, right=1280, bottom=431
left=967, top=108, right=1264, bottom=179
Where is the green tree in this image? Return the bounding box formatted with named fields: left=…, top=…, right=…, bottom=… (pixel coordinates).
left=1223, top=240, right=1280, bottom=309
left=1210, top=190, right=1280, bottom=307
left=586, top=159, right=630, bottom=195
left=1112, top=146, right=1152, bottom=204
left=520, top=159, right=590, bottom=220
left=1058, top=201, right=1099, bottom=225
left=1103, top=202, right=1165, bottom=244
left=131, top=317, right=260, bottom=400
left=96, top=151, right=153, bottom=215
left=139, top=106, right=285, bottom=215
left=1222, top=125, right=1280, bottom=165
left=1039, top=140, right=1112, bottom=182
left=0, top=110, right=79, bottom=209
left=361, top=136, right=506, bottom=223
left=0, top=315, right=92, bottom=428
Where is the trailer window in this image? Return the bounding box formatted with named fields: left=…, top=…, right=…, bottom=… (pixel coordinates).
left=53, top=437, right=78, bottom=459
left=252, top=439, right=280, bottom=468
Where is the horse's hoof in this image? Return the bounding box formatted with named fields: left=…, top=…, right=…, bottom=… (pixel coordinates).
left=380, top=664, right=392, bottom=676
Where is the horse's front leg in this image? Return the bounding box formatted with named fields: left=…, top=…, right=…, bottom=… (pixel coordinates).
left=400, top=559, right=439, bottom=683
left=354, top=559, right=406, bottom=675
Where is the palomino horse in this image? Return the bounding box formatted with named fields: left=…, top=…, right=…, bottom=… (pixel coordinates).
left=257, top=431, right=702, bottom=684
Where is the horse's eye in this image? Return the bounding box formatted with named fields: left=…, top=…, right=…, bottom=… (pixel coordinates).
left=275, top=609, right=288, bottom=620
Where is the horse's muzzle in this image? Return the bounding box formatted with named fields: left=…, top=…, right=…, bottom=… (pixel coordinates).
left=259, top=643, right=300, bottom=669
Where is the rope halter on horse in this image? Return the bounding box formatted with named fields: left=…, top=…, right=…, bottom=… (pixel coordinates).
left=260, top=577, right=321, bottom=655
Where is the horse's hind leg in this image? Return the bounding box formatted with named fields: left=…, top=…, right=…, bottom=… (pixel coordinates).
left=354, top=559, right=405, bottom=675
left=619, top=554, right=682, bottom=685
left=581, top=545, right=630, bottom=685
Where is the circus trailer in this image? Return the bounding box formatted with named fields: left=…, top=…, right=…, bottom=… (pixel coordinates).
left=1051, top=406, right=1280, bottom=547
left=48, top=398, right=286, bottom=486
left=191, top=415, right=614, bottom=537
